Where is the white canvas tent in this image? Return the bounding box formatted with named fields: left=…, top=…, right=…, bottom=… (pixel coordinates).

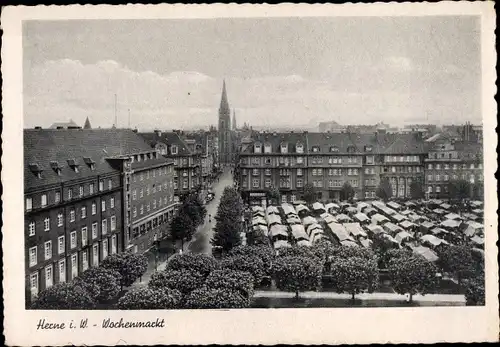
left=412, top=246, right=439, bottom=262
left=281, top=203, right=296, bottom=216
left=270, top=225, right=288, bottom=238
left=371, top=213, right=389, bottom=225
left=328, top=222, right=353, bottom=242
left=266, top=206, right=280, bottom=215
left=420, top=234, right=448, bottom=247
left=312, top=202, right=326, bottom=212
left=344, top=222, right=367, bottom=238
left=296, top=204, right=310, bottom=214
left=353, top=212, right=370, bottom=223
left=395, top=230, right=413, bottom=243
left=387, top=201, right=402, bottom=210
left=302, top=216, right=317, bottom=227
left=267, top=214, right=283, bottom=226
left=291, top=224, right=309, bottom=241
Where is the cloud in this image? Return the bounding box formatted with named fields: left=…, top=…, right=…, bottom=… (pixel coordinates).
left=24, top=59, right=481, bottom=130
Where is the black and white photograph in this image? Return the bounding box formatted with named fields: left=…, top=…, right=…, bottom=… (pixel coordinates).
left=2, top=3, right=498, bottom=345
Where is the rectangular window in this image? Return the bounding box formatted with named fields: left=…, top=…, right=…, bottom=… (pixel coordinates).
left=44, top=217, right=50, bottom=231
left=110, top=216, right=116, bottom=231
left=102, top=239, right=108, bottom=259
left=45, top=265, right=53, bottom=288
left=68, top=189, right=72, bottom=200
left=59, top=259, right=66, bottom=283
left=55, top=192, right=60, bottom=203
left=81, top=206, right=86, bottom=219
left=92, top=202, right=96, bottom=215
left=147, top=203, right=151, bottom=212
left=79, top=185, right=84, bottom=197
left=71, top=254, right=78, bottom=279
left=133, top=207, right=137, bottom=218
left=108, top=179, right=112, bottom=189
left=252, top=179, right=260, bottom=188
left=153, top=199, right=157, bottom=209
left=99, top=180, right=104, bottom=191
left=30, top=272, right=39, bottom=299
left=81, top=227, right=88, bottom=247
left=92, top=222, right=98, bottom=239
left=26, top=197, right=33, bottom=211
left=297, top=178, right=303, bottom=188
left=29, top=246, right=37, bottom=267
left=58, top=235, right=65, bottom=254
left=140, top=189, right=144, bottom=198
left=133, top=190, right=137, bottom=200
left=82, top=251, right=89, bottom=272
left=41, top=194, right=47, bottom=207
left=436, top=174, right=441, bottom=181
left=92, top=244, right=99, bottom=267
left=57, top=213, right=63, bottom=227
left=110, top=197, right=115, bottom=209
left=111, top=235, right=117, bottom=254
left=102, top=219, right=107, bottom=235
left=89, top=183, right=94, bottom=194
left=28, top=221, right=35, bottom=236
left=70, top=231, right=77, bottom=249
left=101, top=200, right=106, bottom=212
left=317, top=168, right=323, bottom=176
left=140, top=205, right=144, bottom=215
left=265, top=179, right=271, bottom=188
left=44, top=241, right=52, bottom=260
left=427, top=175, right=433, bottom=182
left=70, top=209, right=75, bottom=222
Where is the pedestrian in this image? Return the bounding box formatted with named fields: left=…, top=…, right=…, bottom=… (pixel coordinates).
left=208, top=214, right=212, bottom=223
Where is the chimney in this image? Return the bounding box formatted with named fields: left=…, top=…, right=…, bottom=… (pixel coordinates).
left=133, top=128, right=138, bottom=133
left=34, top=126, right=42, bottom=130
left=154, top=129, right=162, bottom=137
left=68, top=126, right=81, bottom=129
left=56, top=126, right=64, bottom=129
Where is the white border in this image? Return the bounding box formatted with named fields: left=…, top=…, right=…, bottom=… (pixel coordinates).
left=2, top=3, right=498, bottom=345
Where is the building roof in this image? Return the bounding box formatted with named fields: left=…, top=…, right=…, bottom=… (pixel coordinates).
left=24, top=129, right=154, bottom=191
left=241, top=131, right=308, bottom=154
left=139, top=131, right=194, bottom=156
left=49, top=119, right=79, bottom=129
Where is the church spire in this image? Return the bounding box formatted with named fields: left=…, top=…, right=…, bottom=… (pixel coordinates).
left=232, top=109, right=237, bottom=130
left=219, top=79, right=230, bottom=114
left=83, top=116, right=92, bottom=129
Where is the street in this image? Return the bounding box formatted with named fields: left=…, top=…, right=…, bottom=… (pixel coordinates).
left=187, top=167, right=235, bottom=255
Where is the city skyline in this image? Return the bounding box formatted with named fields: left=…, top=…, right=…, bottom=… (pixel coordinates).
left=24, top=17, right=481, bottom=130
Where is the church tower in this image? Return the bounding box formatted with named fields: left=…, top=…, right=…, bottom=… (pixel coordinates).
left=218, top=80, right=232, bottom=165
left=232, top=109, right=237, bottom=131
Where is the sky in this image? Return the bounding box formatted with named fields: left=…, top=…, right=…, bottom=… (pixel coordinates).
left=23, top=17, right=481, bottom=130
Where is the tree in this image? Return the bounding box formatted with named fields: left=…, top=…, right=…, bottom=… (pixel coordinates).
left=463, top=277, right=485, bottom=306
left=340, top=182, right=355, bottom=201
left=302, top=183, right=316, bottom=205
left=149, top=269, right=205, bottom=294
left=448, top=179, right=472, bottom=207
left=229, top=245, right=275, bottom=276
left=211, top=187, right=245, bottom=254
left=221, top=254, right=266, bottom=286
left=471, top=181, right=484, bottom=200
left=388, top=254, right=437, bottom=303
left=101, top=252, right=148, bottom=289
left=170, top=212, right=196, bottom=250
left=272, top=256, right=322, bottom=299
left=376, top=178, right=393, bottom=202
left=185, top=287, right=250, bottom=309
left=409, top=180, right=425, bottom=200
left=181, top=193, right=207, bottom=227
left=250, top=230, right=271, bottom=247
left=166, top=253, right=219, bottom=278
left=267, top=185, right=281, bottom=205
left=436, top=245, right=475, bottom=285
left=205, top=269, right=255, bottom=299
left=211, top=220, right=242, bottom=254
left=371, top=234, right=407, bottom=269
left=75, top=267, right=121, bottom=303
left=117, top=287, right=182, bottom=310
left=31, top=283, right=95, bottom=310
left=329, top=256, right=379, bottom=301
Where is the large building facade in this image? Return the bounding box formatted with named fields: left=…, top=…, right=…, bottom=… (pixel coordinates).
left=139, top=130, right=201, bottom=201
left=237, top=130, right=430, bottom=205
left=24, top=128, right=173, bottom=305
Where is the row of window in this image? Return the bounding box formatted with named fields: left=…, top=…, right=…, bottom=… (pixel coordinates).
left=29, top=238, right=117, bottom=298
left=131, top=212, right=172, bottom=240
left=132, top=181, right=172, bottom=200
left=242, top=155, right=375, bottom=166
left=243, top=168, right=365, bottom=177
left=253, top=143, right=303, bottom=154
left=132, top=196, right=174, bottom=218
left=29, top=217, right=116, bottom=266
left=25, top=180, right=115, bottom=212
left=27, top=198, right=116, bottom=236
left=132, top=166, right=172, bottom=183
left=364, top=191, right=376, bottom=198
left=382, top=166, right=422, bottom=174
left=427, top=163, right=481, bottom=170
left=384, top=155, right=420, bottom=163
left=427, top=173, right=480, bottom=183
left=248, top=178, right=362, bottom=189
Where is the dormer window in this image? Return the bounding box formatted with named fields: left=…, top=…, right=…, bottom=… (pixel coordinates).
left=171, top=145, right=178, bottom=155
left=312, top=146, right=320, bottom=153
left=83, top=157, right=96, bottom=171
left=280, top=142, right=288, bottom=154
left=329, top=146, right=339, bottom=153
left=50, top=161, right=62, bottom=176
left=364, top=145, right=373, bottom=152
left=67, top=159, right=80, bottom=173
left=29, top=163, right=43, bottom=179
left=264, top=143, right=272, bottom=154
left=347, top=146, right=356, bottom=153
left=296, top=143, right=304, bottom=154
left=254, top=143, right=262, bottom=154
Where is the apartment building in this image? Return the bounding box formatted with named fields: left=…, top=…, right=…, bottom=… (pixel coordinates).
left=139, top=130, right=201, bottom=201
left=237, top=130, right=429, bottom=204
left=24, top=129, right=142, bottom=304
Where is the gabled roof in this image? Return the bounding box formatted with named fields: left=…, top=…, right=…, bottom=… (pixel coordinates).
left=139, top=131, right=194, bottom=156
left=241, top=132, right=308, bottom=154
left=49, top=119, right=79, bottom=129
left=24, top=129, right=154, bottom=191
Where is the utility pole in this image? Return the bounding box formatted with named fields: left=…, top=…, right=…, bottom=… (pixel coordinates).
left=114, top=93, right=118, bottom=128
